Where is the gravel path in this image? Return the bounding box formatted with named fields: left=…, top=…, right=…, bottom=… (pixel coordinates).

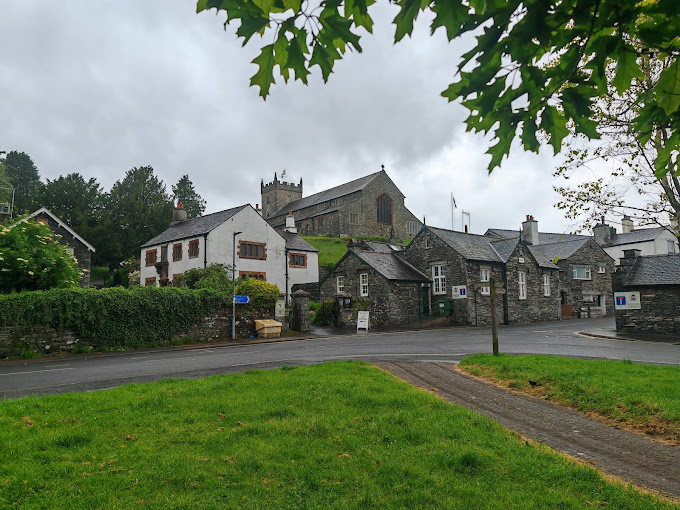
left=376, top=361, right=680, bottom=500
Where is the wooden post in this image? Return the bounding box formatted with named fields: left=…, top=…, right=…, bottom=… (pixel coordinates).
left=490, top=275, right=499, bottom=356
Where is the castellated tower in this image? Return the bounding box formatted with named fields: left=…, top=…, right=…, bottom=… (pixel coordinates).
left=260, top=172, right=303, bottom=219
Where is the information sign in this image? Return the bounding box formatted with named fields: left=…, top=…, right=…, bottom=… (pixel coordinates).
left=614, top=292, right=641, bottom=310
left=451, top=286, right=468, bottom=299
left=233, top=295, right=250, bottom=304
left=357, top=311, right=370, bottom=330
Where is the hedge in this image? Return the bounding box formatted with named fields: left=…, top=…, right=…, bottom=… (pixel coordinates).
left=0, top=287, right=228, bottom=348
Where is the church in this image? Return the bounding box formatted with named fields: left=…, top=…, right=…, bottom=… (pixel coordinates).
left=261, top=167, right=422, bottom=240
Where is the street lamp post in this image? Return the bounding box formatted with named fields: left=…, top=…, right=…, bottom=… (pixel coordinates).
left=232, top=231, right=242, bottom=339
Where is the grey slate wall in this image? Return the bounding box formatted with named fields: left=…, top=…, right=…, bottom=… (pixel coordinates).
left=614, top=286, right=680, bottom=336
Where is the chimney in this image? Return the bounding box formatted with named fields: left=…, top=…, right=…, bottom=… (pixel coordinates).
left=618, top=249, right=640, bottom=279
left=285, top=211, right=297, bottom=234
left=621, top=215, right=634, bottom=233
left=593, top=217, right=615, bottom=246
left=171, top=202, right=188, bottom=226
left=255, top=203, right=262, bottom=216
left=522, top=215, right=539, bottom=245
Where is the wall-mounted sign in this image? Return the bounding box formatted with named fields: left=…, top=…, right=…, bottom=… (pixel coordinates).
left=451, top=286, right=467, bottom=299
left=614, top=292, right=641, bottom=310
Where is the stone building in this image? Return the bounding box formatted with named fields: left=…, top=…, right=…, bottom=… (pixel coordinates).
left=614, top=251, right=680, bottom=337
left=261, top=168, right=421, bottom=239
left=25, top=207, right=96, bottom=287
left=486, top=216, right=615, bottom=318
left=403, top=225, right=561, bottom=326
left=319, top=243, right=430, bottom=327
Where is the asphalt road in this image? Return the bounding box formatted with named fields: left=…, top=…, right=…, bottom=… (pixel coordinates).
left=2, top=317, right=679, bottom=400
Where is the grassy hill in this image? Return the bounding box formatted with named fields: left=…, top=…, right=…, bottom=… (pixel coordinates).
left=303, top=236, right=410, bottom=269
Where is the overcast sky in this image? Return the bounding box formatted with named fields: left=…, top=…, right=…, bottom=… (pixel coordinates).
left=0, top=1, right=591, bottom=235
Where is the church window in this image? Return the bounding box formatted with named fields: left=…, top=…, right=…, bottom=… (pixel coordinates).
left=376, top=194, right=393, bottom=224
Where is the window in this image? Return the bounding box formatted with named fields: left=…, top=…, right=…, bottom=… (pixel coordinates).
left=188, top=239, right=200, bottom=259
left=66, top=246, right=75, bottom=256
left=518, top=256, right=525, bottom=263
left=407, top=221, right=419, bottom=234
left=598, top=262, right=606, bottom=274
left=669, top=240, right=676, bottom=254
left=572, top=265, right=591, bottom=280
left=480, top=268, right=490, bottom=282
left=543, top=274, right=550, bottom=296
left=145, top=249, right=157, bottom=267
left=376, top=193, right=393, bottom=224
left=145, top=277, right=156, bottom=287
left=337, top=276, right=344, bottom=293
left=266, top=196, right=271, bottom=204
left=425, top=238, right=430, bottom=249
left=173, top=243, right=183, bottom=261
left=159, top=266, right=168, bottom=281
left=480, top=286, right=490, bottom=296
left=315, top=216, right=324, bottom=229
left=348, top=213, right=359, bottom=225
left=172, top=273, right=182, bottom=281
left=360, top=273, right=368, bottom=296
left=239, top=241, right=266, bottom=260
left=160, top=245, right=168, bottom=263
left=518, top=271, right=526, bottom=300
left=289, top=253, right=307, bottom=268
left=239, top=271, right=266, bottom=281
left=432, top=264, right=446, bottom=295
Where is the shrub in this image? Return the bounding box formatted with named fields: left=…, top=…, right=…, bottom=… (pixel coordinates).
left=0, top=217, right=82, bottom=292
left=174, top=264, right=233, bottom=295
left=311, top=299, right=336, bottom=327
left=235, top=278, right=279, bottom=310
left=0, top=287, right=227, bottom=349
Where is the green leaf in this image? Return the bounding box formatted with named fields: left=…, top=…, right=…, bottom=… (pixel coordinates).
left=393, top=0, right=421, bottom=43
left=309, top=44, right=334, bottom=82
left=612, top=46, right=644, bottom=95
left=540, top=106, right=569, bottom=154
left=430, top=1, right=467, bottom=41
left=656, top=59, right=680, bottom=115
left=236, top=13, right=270, bottom=45
left=285, top=37, right=311, bottom=84
left=250, top=44, right=276, bottom=99
left=282, top=0, right=301, bottom=11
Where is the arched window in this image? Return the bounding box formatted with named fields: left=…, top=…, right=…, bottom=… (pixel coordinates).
left=376, top=194, right=393, bottom=224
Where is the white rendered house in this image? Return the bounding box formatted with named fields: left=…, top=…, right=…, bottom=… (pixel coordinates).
left=140, top=204, right=318, bottom=299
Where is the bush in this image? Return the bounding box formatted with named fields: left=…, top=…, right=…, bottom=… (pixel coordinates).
left=0, top=217, right=82, bottom=292
left=174, top=264, right=233, bottom=295
left=0, top=287, right=227, bottom=349
left=235, top=277, right=279, bottom=310
left=311, top=299, right=336, bottom=327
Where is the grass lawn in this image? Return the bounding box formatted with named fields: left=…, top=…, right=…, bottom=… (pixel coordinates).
left=303, top=236, right=411, bottom=269
left=459, top=354, right=680, bottom=441
left=0, top=362, right=672, bottom=509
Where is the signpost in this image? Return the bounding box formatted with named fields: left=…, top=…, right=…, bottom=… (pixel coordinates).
left=614, top=292, right=641, bottom=310
left=490, top=276, right=499, bottom=356
left=233, top=295, right=250, bottom=304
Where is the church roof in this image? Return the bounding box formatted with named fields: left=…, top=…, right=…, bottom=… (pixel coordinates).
left=269, top=170, right=383, bottom=220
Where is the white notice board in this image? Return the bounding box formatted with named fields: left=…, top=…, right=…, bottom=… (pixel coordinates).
left=614, top=292, right=641, bottom=310
left=357, top=311, right=369, bottom=330
left=451, top=286, right=468, bottom=299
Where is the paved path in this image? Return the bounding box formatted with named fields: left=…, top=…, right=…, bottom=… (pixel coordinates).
left=376, top=361, right=680, bottom=500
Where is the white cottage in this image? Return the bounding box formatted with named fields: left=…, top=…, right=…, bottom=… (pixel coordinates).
left=139, top=204, right=318, bottom=299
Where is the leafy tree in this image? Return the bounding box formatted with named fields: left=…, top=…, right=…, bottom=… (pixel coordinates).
left=1, top=151, right=41, bottom=214
left=174, top=263, right=233, bottom=294
left=172, top=174, right=207, bottom=219
left=38, top=173, right=105, bottom=247
left=0, top=217, right=82, bottom=293
left=0, top=164, right=13, bottom=215
left=102, top=166, right=173, bottom=267
left=197, top=0, right=680, bottom=177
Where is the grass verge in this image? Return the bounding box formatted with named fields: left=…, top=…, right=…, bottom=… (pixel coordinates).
left=459, top=354, right=680, bottom=442
left=0, top=362, right=672, bottom=508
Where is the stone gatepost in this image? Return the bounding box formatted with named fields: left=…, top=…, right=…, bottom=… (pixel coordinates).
left=291, top=289, right=311, bottom=332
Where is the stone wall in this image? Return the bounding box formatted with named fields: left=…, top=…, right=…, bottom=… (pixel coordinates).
left=0, top=307, right=274, bottom=359
left=614, top=285, right=680, bottom=336
left=504, top=244, right=560, bottom=324
left=557, top=239, right=614, bottom=316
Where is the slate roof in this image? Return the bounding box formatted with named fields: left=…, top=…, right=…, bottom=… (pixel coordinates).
left=430, top=227, right=504, bottom=263
left=608, top=227, right=668, bottom=247
left=485, top=228, right=588, bottom=243
left=279, top=231, right=318, bottom=252
left=623, top=254, right=680, bottom=286
left=361, top=241, right=405, bottom=253
left=352, top=250, right=430, bottom=282
left=489, top=238, right=518, bottom=262
left=270, top=171, right=383, bottom=220
left=140, top=205, right=247, bottom=248
left=529, top=239, right=590, bottom=262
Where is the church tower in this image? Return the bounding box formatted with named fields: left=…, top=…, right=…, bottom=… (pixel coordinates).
left=260, top=171, right=303, bottom=219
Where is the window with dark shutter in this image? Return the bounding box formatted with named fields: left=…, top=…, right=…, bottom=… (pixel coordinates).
left=376, top=194, right=393, bottom=224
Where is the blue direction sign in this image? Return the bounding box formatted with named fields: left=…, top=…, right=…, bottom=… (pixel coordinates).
left=233, top=295, right=250, bottom=304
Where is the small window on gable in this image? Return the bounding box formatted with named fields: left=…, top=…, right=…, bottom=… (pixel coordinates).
left=518, top=256, right=525, bottom=263
left=572, top=265, right=591, bottom=280
left=668, top=240, right=676, bottom=254
left=598, top=262, right=606, bottom=273
left=480, top=268, right=490, bottom=282
left=337, top=275, right=344, bottom=293
left=518, top=271, right=526, bottom=300
left=289, top=253, right=307, bottom=268
left=360, top=273, right=368, bottom=297
left=66, top=246, right=75, bottom=256
left=425, top=238, right=430, bottom=249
